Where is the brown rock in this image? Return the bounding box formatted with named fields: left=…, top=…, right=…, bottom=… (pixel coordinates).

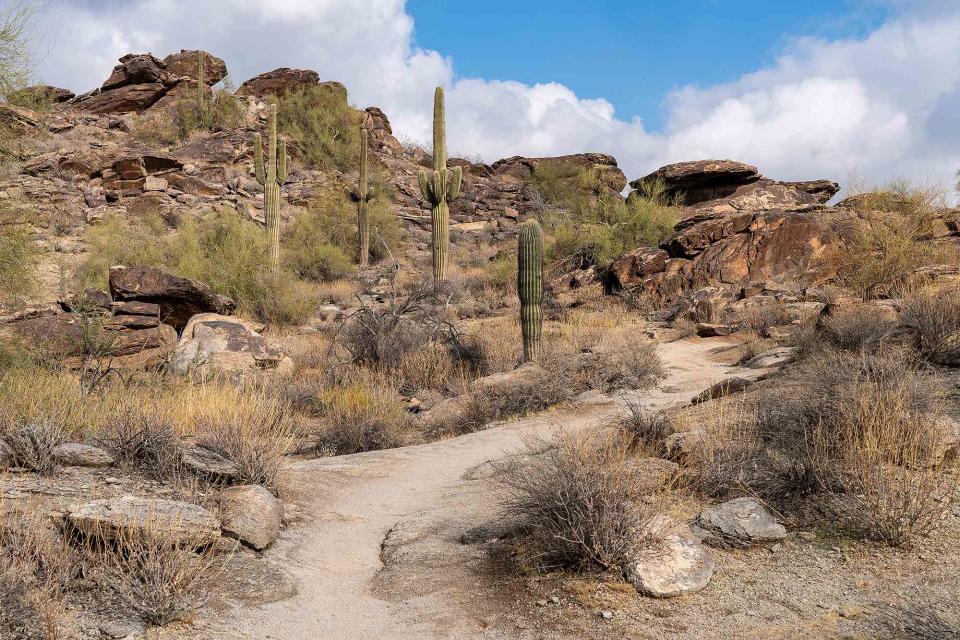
left=7, top=84, right=75, bottom=104
left=219, top=485, right=283, bottom=550
left=109, top=265, right=235, bottom=331
left=101, top=53, right=169, bottom=89
left=161, top=50, right=227, bottom=85
left=631, top=160, right=760, bottom=205
left=75, top=83, right=173, bottom=114
left=237, top=68, right=341, bottom=98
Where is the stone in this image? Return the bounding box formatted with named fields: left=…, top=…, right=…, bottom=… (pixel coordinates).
left=179, top=444, right=241, bottom=483
left=237, top=68, right=324, bottom=97
left=161, top=50, right=227, bottom=85
left=172, top=313, right=292, bottom=376
left=53, top=443, right=115, bottom=468
left=143, top=175, right=168, bottom=191
left=112, top=301, right=161, bottom=317
left=631, top=159, right=761, bottom=204
left=664, top=430, right=705, bottom=459
left=67, top=495, right=220, bottom=547
left=74, top=83, right=173, bottom=114
left=696, top=323, right=734, bottom=338
left=99, top=619, right=145, bottom=639
left=691, top=377, right=754, bottom=404
left=219, top=485, right=283, bottom=550
left=7, top=84, right=75, bottom=104
left=109, top=265, right=235, bottom=331
left=695, top=497, right=787, bottom=548
left=742, top=347, right=797, bottom=369
left=626, top=528, right=715, bottom=598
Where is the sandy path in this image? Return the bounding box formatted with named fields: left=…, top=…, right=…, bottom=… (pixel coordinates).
left=205, top=337, right=747, bottom=640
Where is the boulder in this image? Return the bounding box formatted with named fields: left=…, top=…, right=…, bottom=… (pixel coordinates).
left=4, top=312, right=177, bottom=359
left=101, top=53, right=170, bottom=89
left=742, top=347, right=796, bottom=369
left=179, top=445, right=241, bottom=483
left=172, top=313, right=292, bottom=376
left=0, top=102, right=39, bottom=132
left=691, top=377, right=754, bottom=404
left=109, top=266, right=235, bottom=332
left=161, top=50, right=227, bottom=85
left=67, top=495, right=220, bottom=548
left=53, top=443, right=115, bottom=468
left=695, top=497, right=787, bottom=548
left=7, top=84, right=75, bottom=104
left=73, top=83, right=174, bottom=114
left=696, top=323, right=734, bottom=338
left=625, top=518, right=715, bottom=598
left=219, top=485, right=283, bottom=550
left=631, top=160, right=761, bottom=205
left=492, top=153, right=626, bottom=195
left=237, top=68, right=334, bottom=98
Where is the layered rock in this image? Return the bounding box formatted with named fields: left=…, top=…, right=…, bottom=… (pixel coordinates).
left=109, top=265, right=235, bottom=332
left=67, top=495, right=221, bottom=547
left=171, top=313, right=292, bottom=376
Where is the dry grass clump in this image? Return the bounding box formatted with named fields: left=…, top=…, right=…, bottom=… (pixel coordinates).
left=98, top=399, right=181, bottom=473
left=0, top=369, right=93, bottom=437
left=874, top=599, right=960, bottom=640
left=456, top=366, right=572, bottom=435
left=499, top=429, right=662, bottom=572
left=617, top=398, right=672, bottom=452
left=741, top=303, right=792, bottom=337
left=89, top=520, right=225, bottom=627
left=313, top=371, right=412, bottom=454
left=0, top=503, right=76, bottom=639
left=814, top=304, right=899, bottom=353
left=900, top=286, right=960, bottom=366
left=192, top=388, right=294, bottom=487
left=2, top=421, right=66, bottom=475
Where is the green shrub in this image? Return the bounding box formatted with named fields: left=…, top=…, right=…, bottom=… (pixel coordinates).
left=534, top=165, right=678, bottom=267
left=272, top=85, right=361, bottom=172
left=0, top=223, right=35, bottom=304
left=175, top=84, right=244, bottom=138
left=5, top=86, right=56, bottom=113
left=79, top=208, right=320, bottom=325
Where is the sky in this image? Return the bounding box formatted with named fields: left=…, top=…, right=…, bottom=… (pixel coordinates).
left=27, top=0, right=960, bottom=193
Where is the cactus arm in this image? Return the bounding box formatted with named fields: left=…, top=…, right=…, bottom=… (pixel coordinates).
left=366, top=186, right=375, bottom=201
left=418, top=169, right=434, bottom=203
left=448, top=166, right=462, bottom=200
left=253, top=133, right=266, bottom=185
left=267, top=104, right=278, bottom=184
left=277, top=138, right=288, bottom=183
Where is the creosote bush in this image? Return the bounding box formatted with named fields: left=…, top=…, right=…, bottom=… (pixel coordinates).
left=900, top=285, right=960, bottom=366
left=0, top=222, right=36, bottom=305
left=272, top=85, right=361, bottom=172
left=313, top=373, right=412, bottom=454
left=499, top=429, right=662, bottom=572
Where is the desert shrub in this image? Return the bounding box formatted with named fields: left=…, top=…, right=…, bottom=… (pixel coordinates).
left=811, top=378, right=959, bottom=546
left=814, top=305, right=899, bottom=353
left=0, top=504, right=76, bottom=639
left=672, top=318, right=697, bottom=339
left=313, top=375, right=412, bottom=454
left=545, top=192, right=678, bottom=268
left=90, top=523, right=224, bottom=627
left=272, top=85, right=361, bottom=172
left=175, top=84, right=243, bottom=138
left=98, top=400, right=181, bottom=472
left=874, top=599, right=960, bottom=640
left=741, top=303, right=791, bottom=337
left=80, top=208, right=320, bottom=325
left=131, top=113, right=180, bottom=148
left=830, top=182, right=957, bottom=299
left=618, top=398, right=671, bottom=451
left=900, top=286, right=960, bottom=366
left=5, top=86, right=57, bottom=113
left=394, top=339, right=460, bottom=395
left=0, top=222, right=36, bottom=304
left=454, top=368, right=572, bottom=436
left=499, top=429, right=661, bottom=572
left=194, top=389, right=294, bottom=487
left=2, top=421, right=65, bottom=475
left=290, top=185, right=403, bottom=270
left=545, top=340, right=663, bottom=394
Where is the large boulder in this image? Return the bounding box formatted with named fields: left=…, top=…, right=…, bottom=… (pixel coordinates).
left=171, top=313, right=292, bottom=376
left=109, top=266, right=235, bottom=332
left=219, top=485, right=283, bottom=550
left=3, top=312, right=177, bottom=359
left=492, top=153, right=627, bottom=195
left=237, top=68, right=346, bottom=102
left=67, top=496, right=220, bottom=548
left=161, top=50, right=227, bottom=85
left=625, top=517, right=715, bottom=598
left=73, top=53, right=181, bottom=114
left=53, top=443, right=115, bottom=468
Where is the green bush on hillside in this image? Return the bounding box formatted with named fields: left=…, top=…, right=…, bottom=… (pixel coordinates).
left=272, top=85, right=361, bottom=172
left=0, top=223, right=36, bottom=305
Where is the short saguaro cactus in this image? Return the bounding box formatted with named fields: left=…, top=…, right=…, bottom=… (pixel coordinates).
left=517, top=218, right=544, bottom=361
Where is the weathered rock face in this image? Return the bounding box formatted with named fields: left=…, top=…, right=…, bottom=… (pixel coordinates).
left=67, top=495, right=221, bottom=547
left=625, top=517, right=715, bottom=598
left=608, top=161, right=840, bottom=308
left=237, top=68, right=346, bottom=102
left=8, top=84, right=75, bottom=104
left=109, top=266, right=235, bottom=332
left=179, top=444, right=241, bottom=483
left=161, top=50, right=228, bottom=85
left=53, top=443, right=115, bottom=468
left=219, top=485, right=283, bottom=550
left=172, top=313, right=292, bottom=376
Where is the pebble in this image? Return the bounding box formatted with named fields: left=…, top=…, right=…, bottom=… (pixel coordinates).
left=104, top=477, right=121, bottom=484
left=769, top=543, right=783, bottom=553
left=599, top=611, right=614, bottom=620
left=535, top=600, right=547, bottom=607
left=798, top=531, right=817, bottom=542
left=549, top=596, right=560, bottom=604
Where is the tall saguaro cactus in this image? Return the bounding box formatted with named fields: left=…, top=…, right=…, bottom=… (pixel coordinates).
left=350, top=128, right=375, bottom=267
left=418, top=87, right=462, bottom=290
left=517, top=219, right=544, bottom=362
left=253, top=103, right=288, bottom=272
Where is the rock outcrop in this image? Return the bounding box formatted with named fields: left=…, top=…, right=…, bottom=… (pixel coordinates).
left=219, top=485, right=283, bottom=550
left=694, top=497, right=787, bottom=548
left=109, top=266, right=235, bottom=332
left=67, top=495, right=221, bottom=547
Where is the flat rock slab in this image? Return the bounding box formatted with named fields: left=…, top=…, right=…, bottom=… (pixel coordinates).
left=180, top=444, right=241, bottom=483
left=743, top=347, right=796, bottom=369
left=695, top=497, right=787, bottom=548
left=691, top=376, right=753, bottom=404
left=67, top=495, right=220, bottom=548
left=53, top=443, right=115, bottom=468
left=172, top=313, right=292, bottom=376
left=220, top=485, right=283, bottom=550
left=626, top=533, right=715, bottom=598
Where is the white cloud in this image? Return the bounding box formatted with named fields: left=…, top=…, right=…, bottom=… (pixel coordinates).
left=31, top=1, right=960, bottom=193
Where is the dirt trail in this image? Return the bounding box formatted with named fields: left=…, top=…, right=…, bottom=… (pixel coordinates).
left=205, top=337, right=748, bottom=640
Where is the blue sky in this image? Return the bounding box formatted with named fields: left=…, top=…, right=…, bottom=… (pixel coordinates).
left=34, top=1, right=960, bottom=191
left=408, top=0, right=892, bottom=129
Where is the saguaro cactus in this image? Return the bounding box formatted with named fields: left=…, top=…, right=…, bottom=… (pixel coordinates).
left=253, top=103, right=288, bottom=272
left=350, top=128, right=375, bottom=267
left=517, top=219, right=544, bottom=362
left=196, top=53, right=207, bottom=114
left=418, top=87, right=462, bottom=290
